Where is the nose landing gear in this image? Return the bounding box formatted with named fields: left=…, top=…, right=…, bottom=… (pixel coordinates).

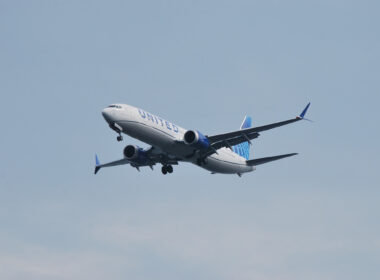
left=161, top=165, right=173, bottom=175
left=109, top=123, right=123, bottom=142
left=116, top=133, right=123, bottom=142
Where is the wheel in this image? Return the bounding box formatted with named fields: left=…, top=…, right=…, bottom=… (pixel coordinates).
left=117, top=135, right=123, bottom=142
left=161, top=166, right=168, bottom=175
left=167, top=165, right=173, bottom=173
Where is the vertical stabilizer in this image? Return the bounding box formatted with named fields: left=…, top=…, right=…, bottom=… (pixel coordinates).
left=232, top=116, right=252, bottom=159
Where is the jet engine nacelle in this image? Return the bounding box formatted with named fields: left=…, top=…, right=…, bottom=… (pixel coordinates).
left=123, top=145, right=148, bottom=164
left=183, top=130, right=210, bottom=150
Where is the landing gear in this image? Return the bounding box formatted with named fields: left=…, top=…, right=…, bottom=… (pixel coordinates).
left=161, top=166, right=167, bottom=175
left=161, top=165, right=173, bottom=175
left=167, top=165, right=173, bottom=173
left=109, top=123, right=123, bottom=142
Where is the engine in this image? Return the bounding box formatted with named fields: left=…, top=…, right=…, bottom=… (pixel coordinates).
left=183, top=130, right=210, bottom=150
left=123, top=145, right=148, bottom=164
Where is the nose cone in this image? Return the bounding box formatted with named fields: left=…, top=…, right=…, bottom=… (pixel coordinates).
left=102, top=108, right=113, bottom=123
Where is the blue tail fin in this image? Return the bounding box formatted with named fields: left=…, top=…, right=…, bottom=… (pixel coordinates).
left=232, top=116, right=252, bottom=160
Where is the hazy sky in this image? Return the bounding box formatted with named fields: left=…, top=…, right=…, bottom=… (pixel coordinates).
left=1, top=1, right=379, bottom=279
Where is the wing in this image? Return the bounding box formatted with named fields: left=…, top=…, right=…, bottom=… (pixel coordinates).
left=94, top=155, right=130, bottom=174
left=204, top=103, right=310, bottom=156
left=246, top=153, right=298, bottom=166
left=94, top=146, right=179, bottom=174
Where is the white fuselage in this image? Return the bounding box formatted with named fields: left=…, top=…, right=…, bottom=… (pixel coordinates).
left=102, top=104, right=254, bottom=174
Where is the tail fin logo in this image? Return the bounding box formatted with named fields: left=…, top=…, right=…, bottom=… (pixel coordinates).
left=232, top=116, right=252, bottom=160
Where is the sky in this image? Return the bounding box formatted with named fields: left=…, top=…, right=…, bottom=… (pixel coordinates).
left=0, top=0, right=379, bottom=279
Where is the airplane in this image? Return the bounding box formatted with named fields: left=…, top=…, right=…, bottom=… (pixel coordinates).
left=95, top=102, right=310, bottom=176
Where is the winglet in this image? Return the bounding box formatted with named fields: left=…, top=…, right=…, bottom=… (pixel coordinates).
left=240, top=116, right=252, bottom=129
left=95, top=154, right=101, bottom=175
left=298, top=102, right=311, bottom=119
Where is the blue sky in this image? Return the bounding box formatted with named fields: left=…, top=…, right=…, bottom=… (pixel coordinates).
left=0, top=1, right=379, bottom=279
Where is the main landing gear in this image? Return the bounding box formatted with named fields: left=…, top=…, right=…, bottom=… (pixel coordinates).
left=161, top=165, right=173, bottom=175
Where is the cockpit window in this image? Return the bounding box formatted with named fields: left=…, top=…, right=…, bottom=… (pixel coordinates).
left=108, top=105, right=122, bottom=109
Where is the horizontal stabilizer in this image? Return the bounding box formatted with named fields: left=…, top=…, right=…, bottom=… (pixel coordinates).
left=246, top=153, right=298, bottom=166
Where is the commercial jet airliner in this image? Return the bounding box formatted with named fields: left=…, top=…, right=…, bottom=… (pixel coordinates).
left=95, top=103, right=310, bottom=176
